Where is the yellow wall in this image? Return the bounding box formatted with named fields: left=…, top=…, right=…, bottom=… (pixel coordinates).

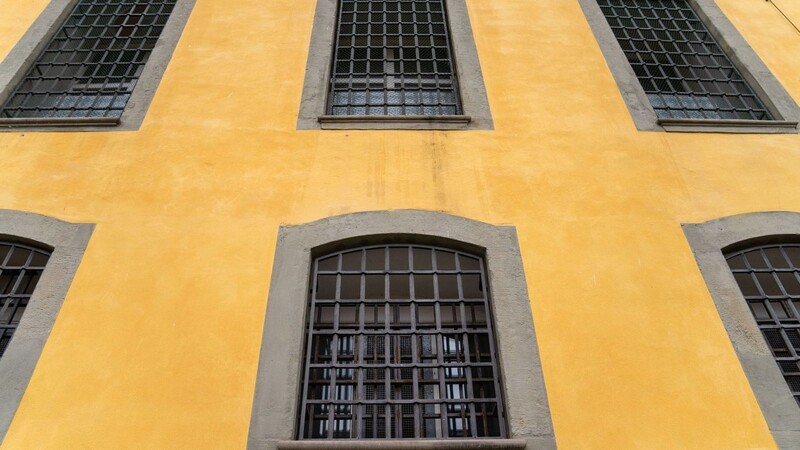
left=1, top=0, right=799, bottom=448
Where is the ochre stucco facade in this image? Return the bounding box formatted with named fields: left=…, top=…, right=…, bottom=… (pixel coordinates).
left=1, top=0, right=799, bottom=448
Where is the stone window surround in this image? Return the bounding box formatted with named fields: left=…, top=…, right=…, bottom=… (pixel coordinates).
left=0, top=210, right=94, bottom=444
left=578, top=0, right=800, bottom=134
left=296, top=0, right=494, bottom=131
left=247, top=210, right=554, bottom=450
left=683, top=211, right=800, bottom=449
left=0, top=0, right=197, bottom=133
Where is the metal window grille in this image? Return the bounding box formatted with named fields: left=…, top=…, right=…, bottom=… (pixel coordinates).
left=327, top=0, right=462, bottom=116
left=0, top=0, right=178, bottom=119
left=597, top=0, right=772, bottom=120
left=298, top=244, right=506, bottom=439
left=726, top=244, right=800, bottom=407
left=0, top=242, right=50, bottom=359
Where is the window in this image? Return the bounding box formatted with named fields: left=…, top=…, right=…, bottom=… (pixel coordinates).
left=0, top=0, right=196, bottom=130
left=299, top=244, right=505, bottom=439
left=297, top=0, right=493, bottom=130
left=0, top=210, right=93, bottom=443
left=683, top=212, right=800, bottom=448
left=247, top=211, right=553, bottom=449
left=579, top=0, right=800, bottom=132
left=597, top=0, right=769, bottom=121
left=725, top=244, right=800, bottom=407
left=328, top=0, right=460, bottom=117
left=0, top=243, right=50, bottom=359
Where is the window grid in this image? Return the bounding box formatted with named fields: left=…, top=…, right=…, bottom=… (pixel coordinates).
left=0, top=0, right=178, bottom=119
left=0, top=242, right=50, bottom=359
left=597, top=0, right=772, bottom=120
left=726, top=244, right=800, bottom=407
left=298, top=244, right=506, bottom=440
left=327, top=0, right=462, bottom=116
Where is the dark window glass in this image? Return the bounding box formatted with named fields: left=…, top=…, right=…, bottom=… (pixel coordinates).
left=0, top=242, right=51, bottom=359
left=327, top=0, right=462, bottom=116
left=726, top=244, right=800, bottom=407
left=597, top=0, right=772, bottom=120
left=298, top=245, right=506, bottom=439
left=0, top=0, right=178, bottom=119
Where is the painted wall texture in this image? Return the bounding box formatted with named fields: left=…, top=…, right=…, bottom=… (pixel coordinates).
left=0, top=0, right=799, bottom=448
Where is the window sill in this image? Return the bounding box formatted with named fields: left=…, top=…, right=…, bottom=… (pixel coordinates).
left=318, top=115, right=472, bottom=130
left=277, top=439, right=527, bottom=449
left=0, top=117, right=120, bottom=129
left=657, top=118, right=798, bottom=134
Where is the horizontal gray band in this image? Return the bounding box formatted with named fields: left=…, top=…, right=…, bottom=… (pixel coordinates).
left=277, top=439, right=528, bottom=449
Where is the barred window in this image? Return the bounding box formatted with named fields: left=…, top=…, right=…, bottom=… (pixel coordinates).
left=0, top=0, right=178, bottom=120
left=298, top=244, right=506, bottom=440
left=596, top=0, right=772, bottom=121
left=726, top=244, right=800, bottom=407
left=327, top=0, right=462, bottom=116
left=0, top=242, right=50, bottom=359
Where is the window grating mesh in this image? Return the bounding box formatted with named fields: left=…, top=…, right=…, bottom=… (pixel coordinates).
left=0, top=0, right=178, bottom=119
left=597, top=0, right=772, bottom=120
left=298, top=245, right=506, bottom=439
left=726, top=244, right=800, bottom=407
left=0, top=242, right=50, bottom=360
left=327, top=0, right=462, bottom=116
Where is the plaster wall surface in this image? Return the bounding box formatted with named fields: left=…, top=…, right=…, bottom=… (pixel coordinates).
left=0, top=0, right=799, bottom=448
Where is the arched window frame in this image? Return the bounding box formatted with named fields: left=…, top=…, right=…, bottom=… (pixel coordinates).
left=683, top=212, right=800, bottom=449
left=247, top=210, right=554, bottom=450
left=0, top=210, right=93, bottom=444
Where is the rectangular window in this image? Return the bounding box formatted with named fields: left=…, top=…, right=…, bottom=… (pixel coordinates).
left=596, top=0, right=772, bottom=121
left=0, top=0, right=178, bottom=120
left=328, top=0, right=461, bottom=117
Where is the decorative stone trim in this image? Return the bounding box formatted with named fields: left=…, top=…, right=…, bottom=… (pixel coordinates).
left=578, top=0, right=800, bottom=134
left=296, top=0, right=493, bottom=130
left=657, top=118, right=798, bottom=134
left=683, top=211, right=800, bottom=449
left=0, top=210, right=94, bottom=443
left=0, top=0, right=197, bottom=132
left=248, top=210, right=554, bottom=450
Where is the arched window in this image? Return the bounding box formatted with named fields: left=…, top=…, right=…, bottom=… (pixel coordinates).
left=298, top=244, right=505, bottom=439
left=725, top=244, right=800, bottom=407
left=0, top=242, right=51, bottom=359
left=683, top=212, right=800, bottom=447
left=247, top=211, right=554, bottom=449
left=0, top=210, right=93, bottom=443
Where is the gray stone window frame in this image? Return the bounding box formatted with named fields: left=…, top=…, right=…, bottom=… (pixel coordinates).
left=578, top=0, right=800, bottom=134
left=683, top=212, right=800, bottom=449
left=297, top=0, right=493, bottom=131
left=0, top=210, right=93, bottom=444
left=0, top=0, right=197, bottom=132
left=248, top=210, right=554, bottom=450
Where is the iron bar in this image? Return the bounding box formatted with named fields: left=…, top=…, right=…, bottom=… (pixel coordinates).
left=0, top=242, right=51, bottom=359
left=298, top=244, right=506, bottom=440
left=727, top=244, right=800, bottom=407
left=597, top=0, right=772, bottom=120
left=0, top=0, right=178, bottom=119
left=327, top=0, right=462, bottom=116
